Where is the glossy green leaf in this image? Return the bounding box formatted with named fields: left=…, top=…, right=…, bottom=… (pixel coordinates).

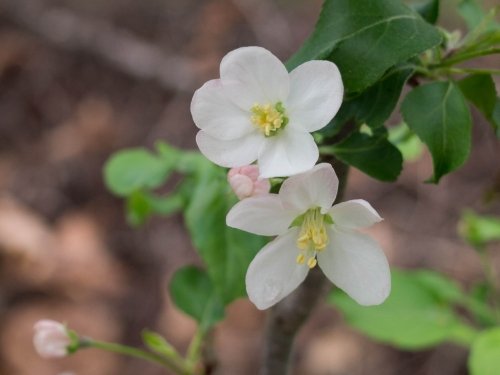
left=323, top=66, right=413, bottom=137
left=183, top=162, right=266, bottom=304
left=287, top=0, right=441, bottom=92
left=401, top=81, right=472, bottom=183
left=169, top=266, right=225, bottom=330
left=469, top=327, right=500, bottom=375
left=330, top=132, right=403, bottom=181
left=104, top=149, right=173, bottom=196
left=458, top=74, right=500, bottom=134
left=413, top=0, right=440, bottom=24
left=330, top=269, right=477, bottom=349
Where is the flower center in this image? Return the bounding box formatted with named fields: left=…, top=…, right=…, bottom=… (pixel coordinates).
left=295, top=207, right=329, bottom=269
left=250, top=102, right=288, bottom=137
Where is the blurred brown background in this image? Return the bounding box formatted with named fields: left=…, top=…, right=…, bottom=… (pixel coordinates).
left=0, top=0, right=499, bottom=374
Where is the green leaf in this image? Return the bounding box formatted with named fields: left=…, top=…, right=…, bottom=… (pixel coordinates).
left=104, top=149, right=173, bottom=196
left=329, top=269, right=477, bottom=349
left=401, top=81, right=472, bottom=183
left=169, top=266, right=225, bottom=330
left=323, top=66, right=414, bottom=137
left=413, top=0, right=440, bottom=24
left=183, top=163, right=267, bottom=304
left=125, top=191, right=184, bottom=227
left=142, top=330, right=179, bottom=358
left=329, top=132, right=403, bottom=181
left=469, top=327, right=500, bottom=375
left=458, top=0, right=486, bottom=31
left=126, top=191, right=152, bottom=226
left=287, top=0, right=441, bottom=92
left=458, top=74, right=500, bottom=134
left=388, top=122, right=424, bottom=161
left=458, top=211, right=500, bottom=248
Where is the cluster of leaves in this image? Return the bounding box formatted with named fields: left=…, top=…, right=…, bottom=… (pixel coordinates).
left=104, top=143, right=267, bottom=333
left=291, top=0, right=500, bottom=183
left=330, top=210, right=500, bottom=375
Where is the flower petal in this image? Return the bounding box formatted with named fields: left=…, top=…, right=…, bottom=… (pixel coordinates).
left=318, top=228, right=391, bottom=306
left=279, top=163, right=338, bottom=213
left=196, top=130, right=263, bottom=168
left=191, top=79, right=254, bottom=140
left=286, top=60, right=343, bottom=132
left=258, top=127, right=319, bottom=178
left=227, top=194, right=298, bottom=236
left=329, top=199, right=383, bottom=229
left=246, top=228, right=309, bottom=309
left=220, top=46, right=289, bottom=110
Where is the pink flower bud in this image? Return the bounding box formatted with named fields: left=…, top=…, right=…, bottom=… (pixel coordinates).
left=33, top=320, right=71, bottom=358
left=228, top=165, right=271, bottom=200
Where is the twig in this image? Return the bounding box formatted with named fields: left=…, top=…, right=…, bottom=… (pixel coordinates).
left=0, top=0, right=198, bottom=93
left=261, top=159, right=350, bottom=375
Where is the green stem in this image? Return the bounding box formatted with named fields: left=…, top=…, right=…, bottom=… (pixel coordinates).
left=435, top=48, right=500, bottom=68
left=82, top=338, right=189, bottom=374
left=437, top=67, right=500, bottom=76
left=185, top=329, right=204, bottom=373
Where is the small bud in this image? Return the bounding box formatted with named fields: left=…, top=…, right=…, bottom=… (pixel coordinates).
left=228, top=165, right=270, bottom=200
left=33, top=320, right=72, bottom=358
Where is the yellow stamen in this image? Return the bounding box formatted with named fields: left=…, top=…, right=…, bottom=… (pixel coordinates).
left=250, top=102, right=288, bottom=137
left=296, top=254, right=305, bottom=265
left=307, top=257, right=317, bottom=269
left=294, top=207, right=330, bottom=267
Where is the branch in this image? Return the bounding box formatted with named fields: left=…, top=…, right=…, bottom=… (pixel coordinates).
left=0, top=0, right=198, bottom=93
left=260, top=159, right=350, bottom=375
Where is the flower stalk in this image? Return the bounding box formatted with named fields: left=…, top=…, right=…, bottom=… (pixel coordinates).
left=80, top=338, right=190, bottom=374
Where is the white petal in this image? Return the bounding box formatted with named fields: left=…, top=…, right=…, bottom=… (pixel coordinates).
left=227, top=195, right=298, bottom=236
left=196, top=130, right=263, bottom=168
left=191, top=79, right=253, bottom=140
left=286, top=60, right=343, bottom=132
left=246, top=228, right=309, bottom=309
left=258, top=127, right=319, bottom=178
left=220, top=46, right=289, bottom=110
left=318, top=228, right=391, bottom=306
left=329, top=199, right=383, bottom=229
left=279, top=163, right=338, bottom=213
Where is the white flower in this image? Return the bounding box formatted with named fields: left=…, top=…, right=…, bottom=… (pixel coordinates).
left=191, top=46, right=343, bottom=178
left=228, top=165, right=270, bottom=200
left=226, top=163, right=391, bottom=309
left=33, top=320, right=71, bottom=358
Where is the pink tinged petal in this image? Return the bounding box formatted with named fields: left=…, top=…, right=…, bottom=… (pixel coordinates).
left=253, top=178, right=271, bottom=196
left=226, top=194, right=298, bottom=236
left=220, top=46, right=290, bottom=110
left=329, top=199, right=383, bottom=229
left=33, top=320, right=71, bottom=358
left=196, top=130, right=263, bottom=168
left=228, top=174, right=254, bottom=199
left=318, top=228, right=391, bottom=306
left=286, top=60, right=344, bottom=132
left=258, top=127, right=319, bottom=178
left=279, top=163, right=339, bottom=213
left=190, top=79, right=253, bottom=140
left=245, top=228, right=309, bottom=310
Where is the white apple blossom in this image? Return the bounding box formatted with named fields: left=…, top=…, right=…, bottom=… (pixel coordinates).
left=228, top=165, right=270, bottom=200
left=227, top=163, right=391, bottom=310
left=191, top=46, right=343, bottom=178
left=33, top=320, right=71, bottom=358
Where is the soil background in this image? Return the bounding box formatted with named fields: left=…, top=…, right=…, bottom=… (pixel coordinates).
left=0, top=0, right=499, bottom=374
